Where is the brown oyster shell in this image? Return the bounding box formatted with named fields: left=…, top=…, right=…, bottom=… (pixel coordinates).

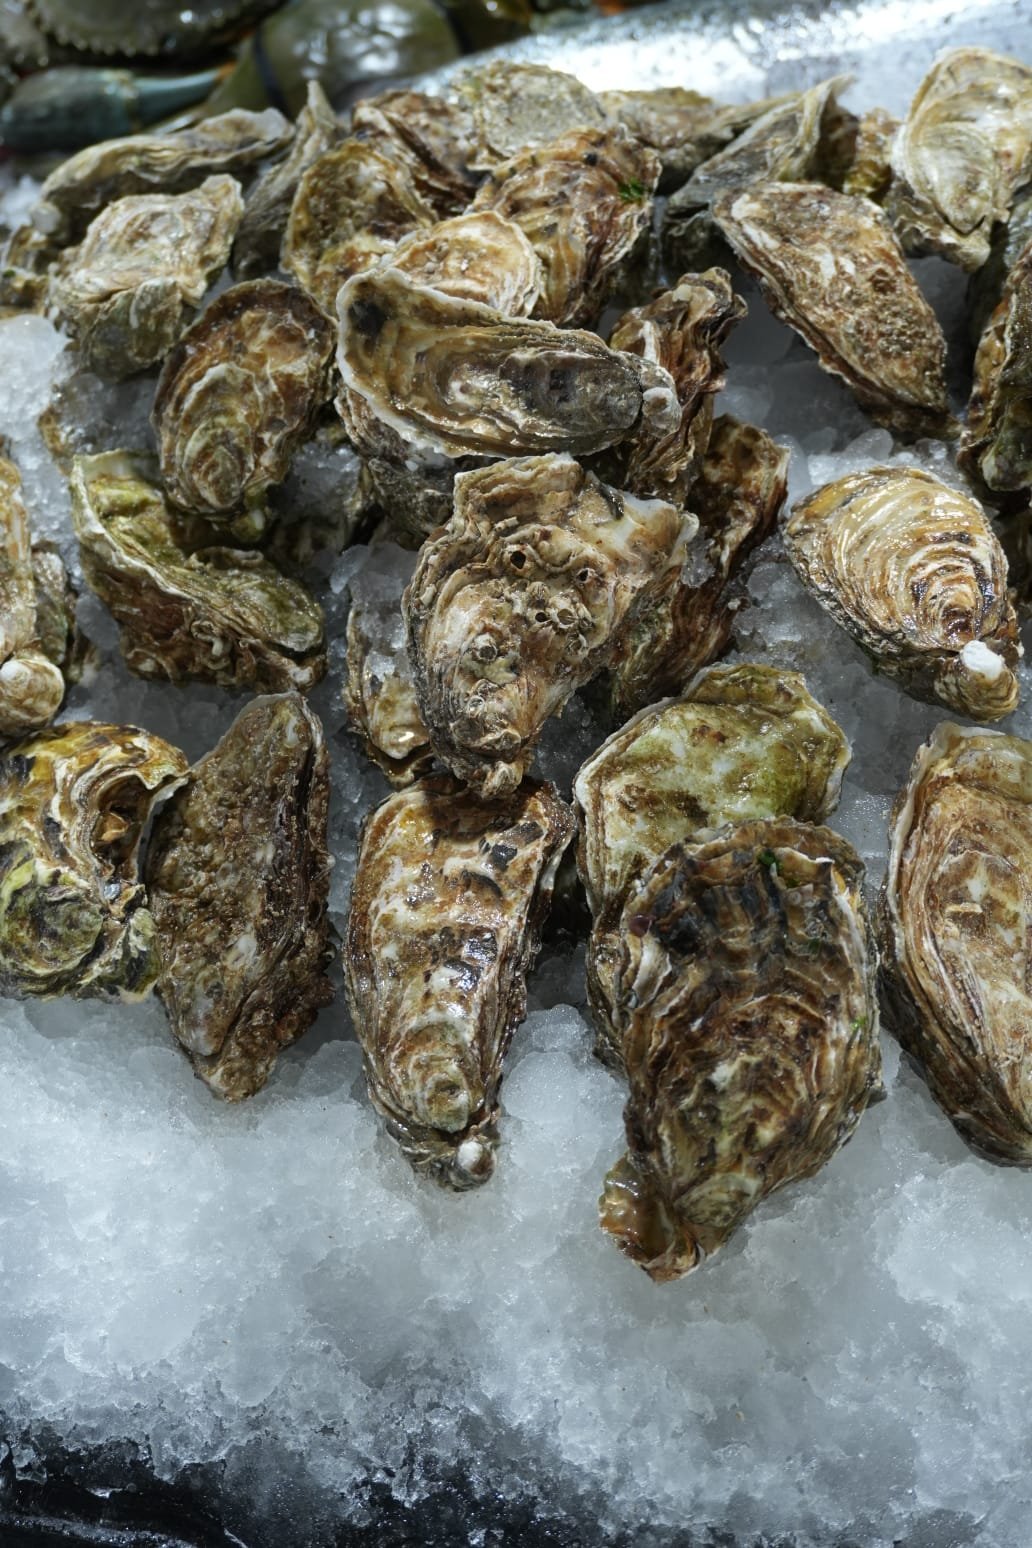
left=146, top=692, right=333, bottom=1102
left=961, top=235, right=1032, bottom=496
left=600, top=818, right=881, bottom=1281
left=391, top=211, right=543, bottom=315
left=713, top=181, right=953, bottom=438
left=842, top=108, right=900, bottom=202
left=345, top=773, right=575, bottom=1189
left=404, top=454, right=693, bottom=798
left=71, top=450, right=326, bottom=693
left=342, top=543, right=432, bottom=786
left=785, top=465, right=1020, bottom=721
left=0, top=720, right=187, bottom=1000
left=152, top=278, right=335, bottom=525
left=48, top=175, right=244, bottom=381
left=599, top=88, right=792, bottom=193
left=457, top=61, right=609, bottom=172
left=350, top=92, right=477, bottom=218
left=30, top=542, right=96, bottom=690
left=880, top=721, right=1032, bottom=1164
left=0, top=450, right=66, bottom=738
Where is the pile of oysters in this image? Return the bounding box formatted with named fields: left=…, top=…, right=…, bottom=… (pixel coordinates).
left=3, top=45, right=1032, bottom=1283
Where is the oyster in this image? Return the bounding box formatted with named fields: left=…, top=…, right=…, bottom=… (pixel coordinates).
left=961, top=235, right=1032, bottom=495
left=457, top=61, right=608, bottom=172
left=30, top=542, right=96, bottom=689
left=48, top=175, right=244, bottom=380
left=404, top=454, right=693, bottom=797
left=0, top=720, right=187, bottom=999
left=153, top=279, right=335, bottom=528
left=607, top=415, right=788, bottom=721
left=145, top=693, right=333, bottom=1101
left=71, top=451, right=326, bottom=693
left=345, top=773, right=575, bottom=1188
left=391, top=212, right=543, bottom=315
left=342, top=544, right=432, bottom=786
left=336, top=265, right=649, bottom=461
left=785, top=466, right=1020, bottom=721
left=350, top=92, right=477, bottom=218
left=600, top=818, right=881, bottom=1281
left=713, top=182, right=953, bottom=438
left=337, top=387, right=465, bottom=545
left=880, top=721, right=1032, bottom=1164
left=0, top=450, right=65, bottom=738
left=887, top=47, right=1032, bottom=272
left=842, top=108, right=899, bottom=202
left=599, top=88, right=791, bottom=193
left=574, top=662, right=851, bottom=1068
left=471, top=126, right=660, bottom=327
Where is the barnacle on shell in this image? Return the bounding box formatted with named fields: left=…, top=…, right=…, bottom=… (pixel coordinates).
left=342, top=544, right=432, bottom=786
left=457, top=60, right=609, bottom=172
left=961, top=235, right=1032, bottom=496
left=345, top=774, right=575, bottom=1189
left=785, top=466, right=1020, bottom=720
left=0, top=450, right=66, bottom=739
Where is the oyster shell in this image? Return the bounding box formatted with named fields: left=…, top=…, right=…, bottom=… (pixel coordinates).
left=574, top=662, right=851, bottom=1069
left=599, top=88, right=791, bottom=193
left=961, top=235, right=1032, bottom=495
left=391, top=211, right=542, bottom=314
left=457, top=61, right=608, bottom=172
left=342, top=544, right=432, bottom=786
left=471, top=126, right=660, bottom=327
left=600, top=818, right=881, bottom=1281
left=0, top=450, right=66, bottom=738
left=842, top=108, right=899, bottom=202
left=880, top=721, right=1032, bottom=1164
left=350, top=92, right=477, bottom=218
left=887, top=47, right=1032, bottom=272
left=71, top=450, right=326, bottom=693
left=30, top=542, right=96, bottom=689
left=607, top=414, right=788, bottom=721
left=0, top=720, right=187, bottom=999
left=713, top=182, right=953, bottom=438
left=404, top=454, right=693, bottom=797
left=345, top=773, right=575, bottom=1188
left=48, top=175, right=244, bottom=381
left=145, top=693, right=333, bottom=1102
left=152, top=278, right=335, bottom=527
left=785, top=466, right=1020, bottom=721
left=336, top=265, right=649, bottom=461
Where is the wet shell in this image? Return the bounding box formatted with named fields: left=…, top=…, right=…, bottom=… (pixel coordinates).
left=961, top=235, right=1032, bottom=495
left=26, top=0, right=276, bottom=58
left=391, top=211, right=543, bottom=315
left=471, top=126, right=660, bottom=327
left=145, top=693, right=333, bottom=1102
left=345, top=773, right=575, bottom=1189
left=350, top=92, right=477, bottom=218
left=575, top=662, right=850, bottom=1070
left=785, top=466, right=1020, bottom=721
left=30, top=542, right=96, bottom=689
left=70, top=450, right=326, bottom=693
left=887, top=47, right=1032, bottom=272
left=599, top=87, right=791, bottom=193
left=600, top=818, right=881, bottom=1281
left=404, top=454, right=693, bottom=798
left=0, top=450, right=65, bottom=739
left=336, top=265, right=648, bottom=461
left=842, top=107, right=899, bottom=202
left=152, top=278, right=335, bottom=525
left=457, top=60, right=608, bottom=172
left=713, top=182, right=953, bottom=438
left=48, top=175, right=244, bottom=380
left=880, top=721, right=1032, bottom=1164
left=0, top=720, right=187, bottom=999
left=342, top=544, right=432, bottom=786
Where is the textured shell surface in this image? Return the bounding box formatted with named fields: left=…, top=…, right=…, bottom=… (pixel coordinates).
left=26, top=0, right=277, bottom=58
left=70, top=450, right=326, bottom=693
left=350, top=93, right=477, bottom=219
left=962, top=235, right=1032, bottom=494
left=345, top=773, right=575, bottom=1189
left=713, top=181, right=952, bottom=438
left=887, top=46, right=1032, bottom=271
left=335, top=266, right=649, bottom=461
left=0, top=450, right=65, bottom=738
left=470, top=125, right=660, bottom=327
left=30, top=542, right=94, bottom=689
left=880, top=721, right=1032, bottom=1164
left=785, top=465, right=1021, bottom=721
left=456, top=60, right=609, bottom=172
left=0, top=720, right=187, bottom=1000
left=48, top=175, right=244, bottom=381
left=600, top=817, right=881, bottom=1281
left=842, top=107, right=900, bottom=201
left=390, top=211, right=543, bottom=315
left=145, top=692, right=333, bottom=1102
left=152, top=278, right=335, bottom=524
left=574, top=661, right=850, bottom=1066
left=599, top=88, right=790, bottom=193
left=342, top=543, right=432, bottom=786
left=404, top=453, right=693, bottom=798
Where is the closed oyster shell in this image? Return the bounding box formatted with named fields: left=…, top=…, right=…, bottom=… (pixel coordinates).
left=0, top=450, right=65, bottom=738
left=71, top=450, right=326, bottom=693
left=880, top=721, right=1032, bottom=1164
left=606, top=414, right=789, bottom=722
left=599, top=88, right=791, bottom=193
left=713, top=182, right=953, bottom=438
left=786, top=466, right=1020, bottom=720
left=842, top=107, right=899, bottom=202
left=48, top=175, right=244, bottom=381
left=336, top=266, right=649, bottom=461
left=350, top=92, right=477, bottom=218
left=600, top=818, right=881, bottom=1280
left=457, top=61, right=608, bottom=172
left=404, top=454, right=693, bottom=798
left=342, top=543, right=432, bottom=786
left=961, top=236, right=1032, bottom=495
left=391, top=211, right=543, bottom=314
left=153, top=278, right=335, bottom=525
left=146, top=693, right=333, bottom=1101
left=887, top=47, right=1032, bottom=272
left=345, top=773, right=575, bottom=1188
left=574, top=662, right=851, bottom=1069
left=0, top=720, right=187, bottom=999
left=471, top=126, right=660, bottom=327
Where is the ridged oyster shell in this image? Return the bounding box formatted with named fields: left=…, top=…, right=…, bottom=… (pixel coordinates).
left=785, top=466, right=1020, bottom=720
left=961, top=235, right=1032, bottom=495
left=0, top=450, right=65, bottom=738
left=404, top=453, right=693, bottom=797
left=345, top=773, right=574, bottom=1189
left=342, top=544, right=432, bottom=786
left=600, top=88, right=791, bottom=193
left=0, top=720, right=187, bottom=999
left=391, top=211, right=543, bottom=314
left=146, top=693, right=333, bottom=1102
left=350, top=92, right=477, bottom=218
left=842, top=108, right=899, bottom=202
left=457, top=61, right=609, bottom=172
left=600, top=818, right=881, bottom=1281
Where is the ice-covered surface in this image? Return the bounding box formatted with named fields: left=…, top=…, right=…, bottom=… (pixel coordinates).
left=5, top=6, right=1032, bottom=1545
